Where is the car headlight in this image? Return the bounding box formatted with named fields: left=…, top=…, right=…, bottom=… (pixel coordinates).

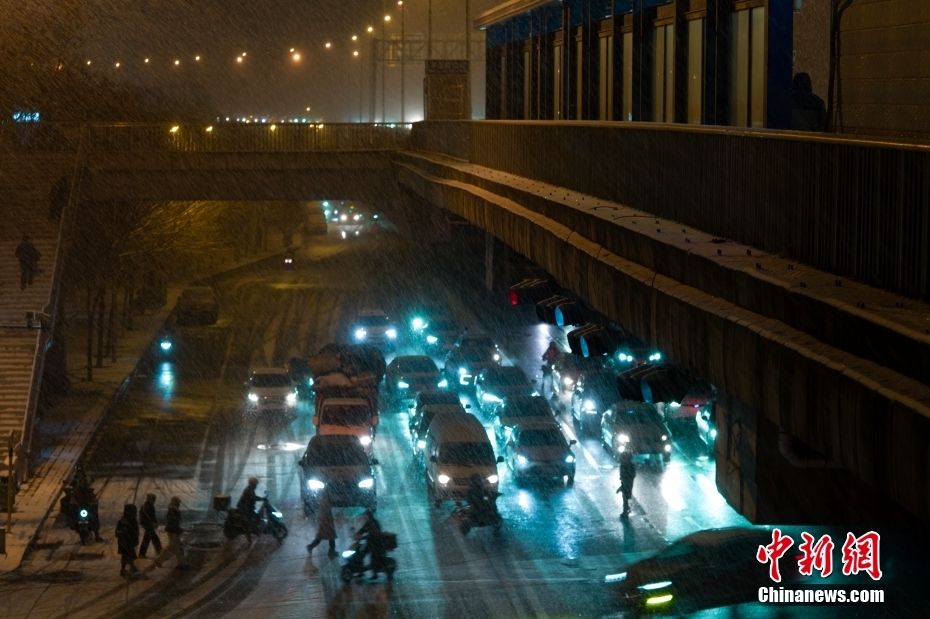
left=710, top=429, right=717, bottom=438
left=639, top=580, right=673, bottom=591
left=617, top=353, right=631, bottom=362
left=416, top=439, right=426, bottom=449
left=618, top=434, right=630, bottom=443
left=386, top=328, right=397, bottom=339
left=516, top=455, right=528, bottom=466
left=437, top=378, right=448, bottom=388
left=565, top=454, right=575, bottom=464
left=308, top=479, right=325, bottom=490
left=458, top=367, right=467, bottom=375
left=426, top=335, right=438, bottom=344
left=664, top=444, right=672, bottom=452
left=661, top=434, right=668, bottom=441
left=79, top=509, right=89, bottom=518
left=649, top=352, right=662, bottom=361
left=358, top=477, right=374, bottom=489
left=583, top=399, right=596, bottom=412
left=286, top=393, right=297, bottom=405
left=160, top=340, right=172, bottom=351
left=272, top=510, right=283, bottom=518
left=437, top=474, right=450, bottom=485
left=342, top=549, right=356, bottom=558
left=353, top=214, right=360, bottom=221
left=563, top=377, right=574, bottom=387
left=482, top=393, right=502, bottom=403
left=487, top=474, right=499, bottom=484
left=307, top=377, right=314, bottom=386
left=359, top=435, right=372, bottom=446
left=354, top=328, right=367, bottom=340
left=248, top=393, right=259, bottom=402
left=397, top=380, right=409, bottom=389
left=668, top=402, right=680, bottom=409
left=493, top=353, right=501, bottom=362
left=411, top=317, right=425, bottom=331
left=340, top=214, right=347, bottom=221
left=604, top=572, right=627, bottom=583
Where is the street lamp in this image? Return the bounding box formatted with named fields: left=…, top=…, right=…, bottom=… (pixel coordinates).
left=354, top=51, right=362, bottom=122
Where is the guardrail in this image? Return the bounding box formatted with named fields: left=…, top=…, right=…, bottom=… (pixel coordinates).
left=1, top=122, right=412, bottom=153
left=410, top=120, right=930, bottom=301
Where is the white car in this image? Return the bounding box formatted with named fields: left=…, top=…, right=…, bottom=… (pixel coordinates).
left=245, top=368, right=297, bottom=415
left=351, top=310, right=398, bottom=347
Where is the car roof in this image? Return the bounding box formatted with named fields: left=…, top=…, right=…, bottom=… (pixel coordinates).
left=307, top=434, right=367, bottom=452
left=515, top=419, right=562, bottom=432
left=251, top=368, right=289, bottom=376
left=426, top=411, right=488, bottom=442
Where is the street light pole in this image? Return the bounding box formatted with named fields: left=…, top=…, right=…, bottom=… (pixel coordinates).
left=465, top=0, right=472, bottom=119
left=382, top=7, right=388, bottom=122
left=399, top=0, right=405, bottom=124
left=428, top=0, right=432, bottom=60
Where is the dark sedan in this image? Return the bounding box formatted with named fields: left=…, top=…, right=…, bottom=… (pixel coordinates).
left=175, top=286, right=219, bottom=326
left=504, top=421, right=576, bottom=486
left=384, top=355, right=443, bottom=404
left=600, top=401, right=672, bottom=465
left=444, top=346, right=499, bottom=388
left=570, top=370, right=619, bottom=435
left=493, top=395, right=557, bottom=446
left=421, top=318, right=461, bottom=352
left=474, top=366, right=534, bottom=414
left=549, top=353, right=608, bottom=396
left=407, top=389, right=463, bottom=434
left=298, top=435, right=378, bottom=515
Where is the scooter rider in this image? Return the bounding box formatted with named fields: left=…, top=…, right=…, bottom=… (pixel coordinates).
left=237, top=477, right=261, bottom=542
left=70, top=463, right=102, bottom=541
left=541, top=341, right=561, bottom=398
left=464, top=473, right=496, bottom=523
left=357, top=509, right=386, bottom=579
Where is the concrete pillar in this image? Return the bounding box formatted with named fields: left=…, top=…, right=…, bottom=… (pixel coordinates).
left=715, top=391, right=919, bottom=526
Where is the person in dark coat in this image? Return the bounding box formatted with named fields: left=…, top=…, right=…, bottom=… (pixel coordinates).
left=154, top=496, right=189, bottom=568
left=617, top=451, right=637, bottom=517
left=791, top=72, right=828, bottom=132
left=15, top=235, right=41, bottom=290
left=306, top=490, right=337, bottom=556
left=139, top=493, right=162, bottom=558
left=237, top=477, right=261, bottom=542
left=49, top=175, right=70, bottom=220
left=116, top=504, right=140, bottom=576
left=357, top=508, right=386, bottom=578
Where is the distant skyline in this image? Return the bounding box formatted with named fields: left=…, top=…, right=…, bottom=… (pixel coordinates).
left=76, top=0, right=499, bottom=121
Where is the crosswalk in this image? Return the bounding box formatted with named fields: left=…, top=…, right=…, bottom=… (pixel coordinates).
left=0, top=153, right=76, bottom=453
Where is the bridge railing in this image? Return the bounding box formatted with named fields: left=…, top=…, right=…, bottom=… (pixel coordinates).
left=411, top=120, right=930, bottom=302
left=82, top=123, right=412, bottom=153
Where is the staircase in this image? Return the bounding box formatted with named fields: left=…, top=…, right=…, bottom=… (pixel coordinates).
left=0, top=151, right=77, bottom=466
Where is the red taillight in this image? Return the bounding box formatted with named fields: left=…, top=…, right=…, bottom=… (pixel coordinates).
left=509, top=289, right=519, bottom=306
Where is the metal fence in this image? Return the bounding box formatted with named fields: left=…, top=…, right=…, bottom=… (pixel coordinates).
left=0, top=122, right=412, bottom=154
left=411, top=121, right=930, bottom=301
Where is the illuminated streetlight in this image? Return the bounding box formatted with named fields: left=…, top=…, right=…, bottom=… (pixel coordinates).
left=115, top=62, right=120, bottom=68
left=237, top=57, right=243, bottom=63
left=306, top=107, right=311, bottom=111
left=144, top=58, right=150, bottom=63
left=174, top=59, right=180, bottom=65
left=352, top=35, right=358, bottom=41
left=293, top=53, right=301, bottom=61
left=195, top=55, right=201, bottom=61
left=384, top=15, right=391, bottom=21
left=206, top=126, right=213, bottom=132
left=290, top=48, right=295, bottom=53
left=86, top=60, right=91, bottom=65
left=241, top=52, right=247, bottom=56
left=367, top=26, right=374, bottom=33
left=325, top=42, right=331, bottom=48
left=353, top=51, right=359, bottom=57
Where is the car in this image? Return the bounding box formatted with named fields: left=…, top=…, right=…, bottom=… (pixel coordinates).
left=454, top=332, right=501, bottom=357
left=600, top=401, right=672, bottom=464
left=443, top=346, right=499, bottom=388
left=421, top=317, right=461, bottom=352
left=175, top=286, right=218, bottom=325
left=504, top=421, right=576, bottom=486
left=411, top=403, right=467, bottom=462
left=384, top=355, right=443, bottom=404
left=298, top=435, right=378, bottom=515
left=408, top=304, right=450, bottom=336
left=493, top=395, right=557, bottom=445
left=608, top=527, right=808, bottom=613
left=570, top=370, right=619, bottom=435
left=474, top=366, right=534, bottom=414
left=244, top=368, right=297, bottom=416
left=549, top=353, right=608, bottom=396
left=407, top=389, right=463, bottom=435
left=351, top=310, right=398, bottom=347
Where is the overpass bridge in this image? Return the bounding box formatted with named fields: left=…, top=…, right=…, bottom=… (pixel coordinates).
left=2, top=121, right=928, bottom=526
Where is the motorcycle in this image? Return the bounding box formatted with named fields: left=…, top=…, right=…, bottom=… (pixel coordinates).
left=453, top=493, right=503, bottom=535
left=60, top=485, right=101, bottom=545
left=341, top=531, right=398, bottom=582
left=222, top=497, right=288, bottom=542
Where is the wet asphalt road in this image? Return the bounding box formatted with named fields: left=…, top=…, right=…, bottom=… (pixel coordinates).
left=3, top=224, right=920, bottom=618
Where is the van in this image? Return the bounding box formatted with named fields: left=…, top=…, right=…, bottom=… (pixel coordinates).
left=424, top=411, right=503, bottom=505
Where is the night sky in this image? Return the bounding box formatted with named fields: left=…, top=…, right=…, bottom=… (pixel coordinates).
left=77, top=0, right=499, bottom=121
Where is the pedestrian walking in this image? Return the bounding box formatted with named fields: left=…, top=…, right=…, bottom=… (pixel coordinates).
left=154, top=496, right=189, bottom=569
left=139, top=493, right=162, bottom=558
left=49, top=175, right=70, bottom=220
left=791, top=72, right=828, bottom=132
left=306, top=490, right=337, bottom=556
left=115, top=504, right=140, bottom=576
left=616, top=451, right=637, bottom=517
left=15, top=235, right=41, bottom=290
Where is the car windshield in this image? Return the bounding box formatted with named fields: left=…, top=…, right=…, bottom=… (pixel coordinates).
left=251, top=374, right=291, bottom=388
left=486, top=368, right=528, bottom=386
left=393, top=357, right=437, bottom=373
left=503, top=399, right=550, bottom=418
left=357, top=314, right=389, bottom=326
left=439, top=442, right=496, bottom=466
left=305, top=443, right=368, bottom=467
left=417, top=392, right=461, bottom=408
left=459, top=335, right=495, bottom=348
left=519, top=429, right=565, bottom=447
left=560, top=355, right=606, bottom=371
left=320, top=404, right=372, bottom=426
left=617, top=407, right=663, bottom=425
